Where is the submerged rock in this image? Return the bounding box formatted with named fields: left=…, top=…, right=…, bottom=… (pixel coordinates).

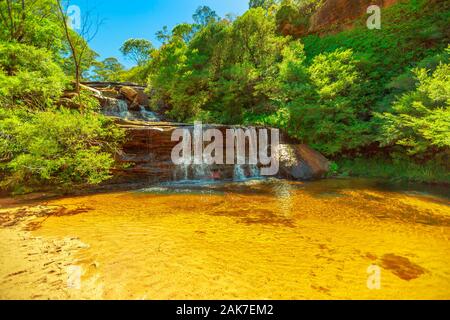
left=278, top=144, right=330, bottom=181
left=381, top=254, right=426, bottom=281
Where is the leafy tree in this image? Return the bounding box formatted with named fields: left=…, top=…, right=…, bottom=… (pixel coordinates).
left=147, top=7, right=286, bottom=123
left=210, top=8, right=286, bottom=123
left=193, top=6, right=219, bottom=26
left=119, top=64, right=151, bottom=85
left=0, top=42, right=67, bottom=108
left=0, top=107, right=125, bottom=192
left=0, top=0, right=65, bottom=54
left=91, top=57, right=125, bottom=82
left=279, top=48, right=373, bottom=155
left=377, top=62, right=450, bottom=161
left=172, top=23, right=196, bottom=43
left=156, top=26, right=170, bottom=44
left=120, top=38, right=154, bottom=66
left=249, top=0, right=278, bottom=10
left=56, top=0, right=100, bottom=93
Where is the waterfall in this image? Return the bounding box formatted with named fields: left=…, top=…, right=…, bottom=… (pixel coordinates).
left=233, top=164, right=246, bottom=181
left=166, top=125, right=266, bottom=183
left=139, top=106, right=160, bottom=121
left=102, top=99, right=162, bottom=122
left=249, top=164, right=260, bottom=178
left=102, top=98, right=132, bottom=119
left=173, top=165, right=211, bottom=181
left=192, top=163, right=212, bottom=180
left=174, top=163, right=190, bottom=181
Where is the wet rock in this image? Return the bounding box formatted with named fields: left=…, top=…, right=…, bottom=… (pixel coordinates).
left=133, top=88, right=149, bottom=107
left=278, top=144, right=330, bottom=181
left=119, top=86, right=149, bottom=111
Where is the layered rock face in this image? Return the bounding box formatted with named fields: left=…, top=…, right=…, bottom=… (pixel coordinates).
left=110, top=122, right=330, bottom=184
left=309, top=0, right=399, bottom=34
left=112, top=124, right=177, bottom=184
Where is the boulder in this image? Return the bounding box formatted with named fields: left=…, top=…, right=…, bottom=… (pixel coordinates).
left=99, top=88, right=120, bottom=99
left=119, top=86, right=149, bottom=111
left=134, top=88, right=149, bottom=107
left=278, top=144, right=330, bottom=180
left=119, top=86, right=138, bottom=102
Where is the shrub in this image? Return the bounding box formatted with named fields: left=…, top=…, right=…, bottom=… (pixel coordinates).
left=0, top=107, right=125, bottom=192
left=377, top=61, right=450, bottom=163
left=0, top=42, right=67, bottom=108
left=278, top=48, right=373, bottom=155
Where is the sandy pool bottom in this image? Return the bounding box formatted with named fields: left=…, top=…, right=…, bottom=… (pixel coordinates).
left=0, top=179, right=449, bottom=299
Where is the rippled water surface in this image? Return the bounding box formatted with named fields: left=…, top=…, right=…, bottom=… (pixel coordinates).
left=1, top=178, right=449, bottom=299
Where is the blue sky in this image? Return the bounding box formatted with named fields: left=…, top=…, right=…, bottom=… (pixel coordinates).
left=71, top=0, right=249, bottom=68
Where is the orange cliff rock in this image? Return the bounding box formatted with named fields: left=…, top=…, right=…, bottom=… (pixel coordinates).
left=309, top=0, right=399, bottom=34
left=280, top=0, right=401, bottom=37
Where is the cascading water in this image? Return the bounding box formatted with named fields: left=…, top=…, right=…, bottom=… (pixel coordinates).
left=172, top=152, right=261, bottom=183
left=175, top=163, right=190, bottom=181
left=99, top=90, right=160, bottom=121
left=103, top=100, right=160, bottom=121
left=139, top=106, right=160, bottom=121
left=233, top=164, right=246, bottom=181
left=249, top=164, right=261, bottom=179
left=103, top=98, right=131, bottom=119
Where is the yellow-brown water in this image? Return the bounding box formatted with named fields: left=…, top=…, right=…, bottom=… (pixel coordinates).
left=1, top=178, right=449, bottom=299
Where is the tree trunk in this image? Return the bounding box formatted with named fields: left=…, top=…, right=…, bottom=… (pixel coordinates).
left=75, top=65, right=81, bottom=93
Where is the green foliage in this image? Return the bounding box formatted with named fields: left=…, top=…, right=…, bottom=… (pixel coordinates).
left=377, top=61, right=450, bottom=161
left=276, top=47, right=373, bottom=155
left=0, top=0, right=65, bottom=55
left=119, top=64, right=151, bottom=85
left=1, top=0, right=447, bottom=189
left=302, top=0, right=449, bottom=111
left=337, top=157, right=450, bottom=184
left=328, top=162, right=339, bottom=176
left=275, top=0, right=324, bottom=34
left=0, top=1, right=127, bottom=194
left=192, top=6, right=219, bottom=26
left=148, top=8, right=287, bottom=123
left=0, top=42, right=67, bottom=108
left=0, top=107, right=125, bottom=192
left=145, top=0, right=449, bottom=169
left=91, top=57, right=125, bottom=82
left=120, top=39, right=154, bottom=66
left=249, top=0, right=278, bottom=10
